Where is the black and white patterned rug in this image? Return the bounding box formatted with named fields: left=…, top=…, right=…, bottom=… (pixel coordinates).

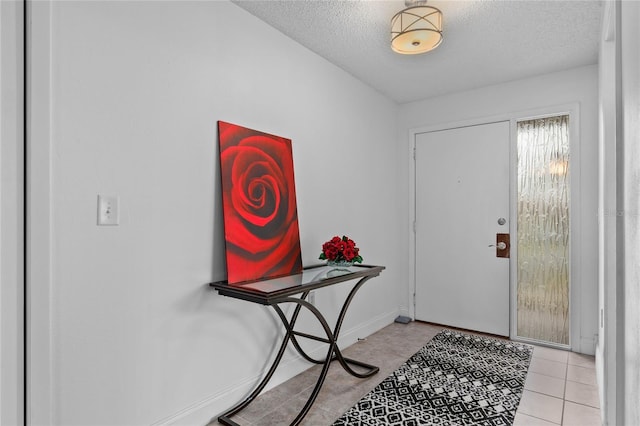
left=333, top=329, right=533, bottom=426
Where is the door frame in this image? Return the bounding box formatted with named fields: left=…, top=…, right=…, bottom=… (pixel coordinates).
left=408, top=103, right=581, bottom=349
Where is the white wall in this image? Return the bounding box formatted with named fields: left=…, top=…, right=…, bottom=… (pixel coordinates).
left=1, top=1, right=24, bottom=425
left=398, top=65, right=599, bottom=355
left=621, top=2, right=640, bottom=424
left=29, top=1, right=401, bottom=424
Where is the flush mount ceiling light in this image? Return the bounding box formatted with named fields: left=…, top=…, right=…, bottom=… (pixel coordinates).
left=391, top=0, right=443, bottom=55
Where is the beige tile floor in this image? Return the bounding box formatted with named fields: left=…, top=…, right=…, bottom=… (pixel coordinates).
left=213, top=321, right=600, bottom=425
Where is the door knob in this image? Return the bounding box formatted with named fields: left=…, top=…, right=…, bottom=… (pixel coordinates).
left=490, top=233, right=510, bottom=258
left=489, top=242, right=507, bottom=250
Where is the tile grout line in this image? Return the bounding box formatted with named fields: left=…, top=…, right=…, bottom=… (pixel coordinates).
left=521, top=389, right=564, bottom=425
left=560, top=357, right=568, bottom=425
left=527, top=369, right=568, bottom=381
left=519, top=351, right=563, bottom=425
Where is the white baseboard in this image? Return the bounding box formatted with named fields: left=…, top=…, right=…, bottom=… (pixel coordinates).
left=154, top=308, right=399, bottom=425
left=579, top=335, right=596, bottom=355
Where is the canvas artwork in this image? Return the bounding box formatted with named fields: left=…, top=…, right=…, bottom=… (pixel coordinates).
left=218, top=121, right=303, bottom=284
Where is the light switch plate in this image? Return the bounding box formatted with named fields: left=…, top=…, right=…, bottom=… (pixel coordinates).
left=97, top=195, right=119, bottom=226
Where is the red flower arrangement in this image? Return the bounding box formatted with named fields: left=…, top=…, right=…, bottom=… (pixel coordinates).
left=319, top=236, right=363, bottom=264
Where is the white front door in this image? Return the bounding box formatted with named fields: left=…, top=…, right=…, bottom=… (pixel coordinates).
left=414, top=121, right=510, bottom=336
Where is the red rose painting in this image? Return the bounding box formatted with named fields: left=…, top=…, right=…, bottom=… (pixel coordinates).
left=218, top=121, right=303, bottom=284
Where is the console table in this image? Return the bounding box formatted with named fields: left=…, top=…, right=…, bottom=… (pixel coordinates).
left=209, top=264, right=385, bottom=426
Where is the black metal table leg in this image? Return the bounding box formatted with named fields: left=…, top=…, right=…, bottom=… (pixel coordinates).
left=216, top=317, right=295, bottom=425
left=217, top=292, right=313, bottom=425
left=217, top=275, right=379, bottom=426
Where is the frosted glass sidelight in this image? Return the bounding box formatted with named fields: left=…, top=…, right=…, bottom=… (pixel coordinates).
left=516, top=115, right=570, bottom=345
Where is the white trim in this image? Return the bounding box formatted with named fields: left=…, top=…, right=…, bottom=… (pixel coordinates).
left=620, top=2, right=640, bottom=424
left=27, top=1, right=54, bottom=424
left=407, top=129, right=416, bottom=320
left=1, top=1, right=25, bottom=424
left=598, top=1, right=621, bottom=424
left=509, top=119, right=519, bottom=341
left=408, top=103, right=582, bottom=351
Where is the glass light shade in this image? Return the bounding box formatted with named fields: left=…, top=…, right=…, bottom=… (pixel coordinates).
left=391, top=5, right=443, bottom=54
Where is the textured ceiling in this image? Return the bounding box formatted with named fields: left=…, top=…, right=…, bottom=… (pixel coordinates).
left=232, top=0, right=602, bottom=104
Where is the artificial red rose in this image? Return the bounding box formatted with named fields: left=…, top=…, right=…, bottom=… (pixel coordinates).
left=218, top=121, right=303, bottom=283
left=343, top=247, right=356, bottom=261
left=318, top=235, right=364, bottom=264
left=322, top=241, right=339, bottom=260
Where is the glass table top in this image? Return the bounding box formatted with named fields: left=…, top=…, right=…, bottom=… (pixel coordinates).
left=210, top=264, right=383, bottom=296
